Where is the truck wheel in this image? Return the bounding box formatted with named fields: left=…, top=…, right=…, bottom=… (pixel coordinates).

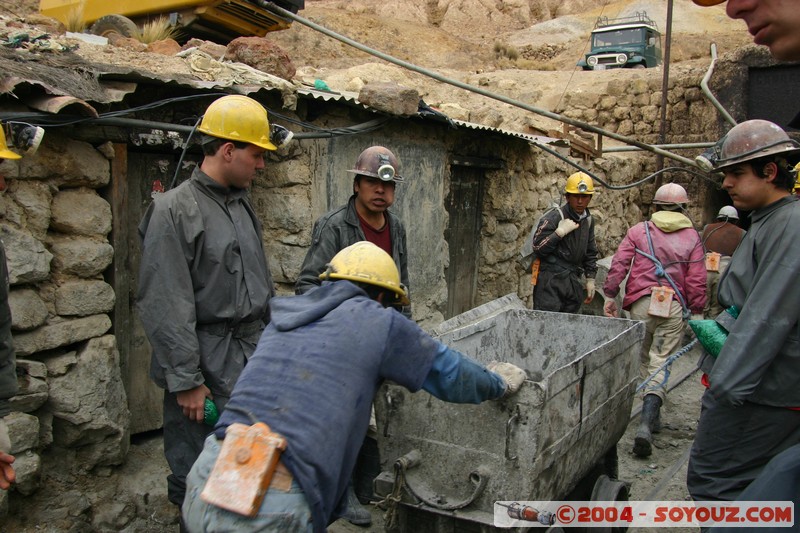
left=631, top=64, right=646, bottom=69
left=90, top=14, right=138, bottom=39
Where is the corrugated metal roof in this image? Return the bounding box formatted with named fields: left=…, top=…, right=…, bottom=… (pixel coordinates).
left=0, top=42, right=564, bottom=147
left=297, top=86, right=562, bottom=146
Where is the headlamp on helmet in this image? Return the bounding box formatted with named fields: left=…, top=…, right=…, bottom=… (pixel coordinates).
left=1, top=122, right=43, bottom=159
left=695, top=137, right=725, bottom=172
left=270, top=124, right=293, bottom=148
left=376, top=154, right=396, bottom=182
left=347, top=146, right=404, bottom=183
left=564, top=171, right=595, bottom=195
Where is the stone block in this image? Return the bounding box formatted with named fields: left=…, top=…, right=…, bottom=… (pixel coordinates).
left=1, top=225, right=52, bottom=285
left=358, top=82, right=420, bottom=116
left=12, top=450, right=41, bottom=495
left=7, top=180, right=52, bottom=241
left=12, top=314, right=112, bottom=356
left=225, top=36, right=296, bottom=81
left=18, top=137, right=109, bottom=188
left=51, top=188, right=112, bottom=237
left=8, top=289, right=48, bottom=331
left=47, top=234, right=114, bottom=278
left=54, top=280, right=115, bottom=317
left=4, top=411, right=39, bottom=454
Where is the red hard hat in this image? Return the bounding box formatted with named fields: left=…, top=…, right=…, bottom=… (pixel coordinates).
left=653, top=183, right=689, bottom=205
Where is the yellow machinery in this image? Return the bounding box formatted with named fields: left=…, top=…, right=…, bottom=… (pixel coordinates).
left=39, top=0, right=304, bottom=43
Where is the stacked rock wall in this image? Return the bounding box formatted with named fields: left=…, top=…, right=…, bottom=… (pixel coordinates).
left=0, top=136, right=130, bottom=516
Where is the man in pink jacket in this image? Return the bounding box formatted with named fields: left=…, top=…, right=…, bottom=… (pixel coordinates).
left=603, top=183, right=706, bottom=458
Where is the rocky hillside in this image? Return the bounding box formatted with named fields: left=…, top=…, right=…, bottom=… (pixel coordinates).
left=2, top=0, right=752, bottom=137
left=270, top=0, right=750, bottom=72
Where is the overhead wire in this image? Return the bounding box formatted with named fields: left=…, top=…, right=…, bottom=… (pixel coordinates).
left=259, top=1, right=698, bottom=167
left=532, top=140, right=721, bottom=191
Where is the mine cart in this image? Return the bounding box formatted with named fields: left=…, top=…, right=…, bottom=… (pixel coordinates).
left=373, top=294, right=645, bottom=531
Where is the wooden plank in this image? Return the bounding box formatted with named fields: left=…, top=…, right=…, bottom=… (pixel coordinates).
left=444, top=165, right=484, bottom=318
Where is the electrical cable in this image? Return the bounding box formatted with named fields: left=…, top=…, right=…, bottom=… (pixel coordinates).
left=259, top=1, right=697, bottom=166
left=167, top=115, right=203, bottom=191
left=531, top=139, right=721, bottom=190
left=1, top=107, right=392, bottom=141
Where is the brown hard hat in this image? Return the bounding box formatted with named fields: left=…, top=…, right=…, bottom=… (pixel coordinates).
left=714, top=119, right=800, bottom=172
left=346, top=146, right=404, bottom=183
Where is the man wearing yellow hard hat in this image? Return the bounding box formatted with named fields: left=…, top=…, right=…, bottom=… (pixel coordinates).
left=137, top=95, right=279, bottom=520
left=0, top=123, right=22, bottom=492
left=528, top=171, right=599, bottom=313
left=182, top=241, right=527, bottom=533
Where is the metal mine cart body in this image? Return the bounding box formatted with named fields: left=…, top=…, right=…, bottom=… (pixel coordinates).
left=374, top=294, right=645, bottom=531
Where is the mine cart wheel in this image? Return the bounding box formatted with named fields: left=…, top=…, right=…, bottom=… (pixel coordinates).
left=90, top=14, right=139, bottom=39
left=591, top=474, right=628, bottom=503
left=590, top=474, right=630, bottom=532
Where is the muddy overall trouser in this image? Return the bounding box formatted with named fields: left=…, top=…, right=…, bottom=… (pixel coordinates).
left=687, top=389, right=800, bottom=502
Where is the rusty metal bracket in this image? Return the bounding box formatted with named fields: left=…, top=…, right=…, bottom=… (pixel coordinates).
left=385, top=449, right=489, bottom=512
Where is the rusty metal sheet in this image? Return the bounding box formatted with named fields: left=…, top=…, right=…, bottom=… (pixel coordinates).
left=26, top=95, right=99, bottom=117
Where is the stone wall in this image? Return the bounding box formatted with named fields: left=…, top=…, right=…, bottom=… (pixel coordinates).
left=555, top=64, right=723, bottom=145
left=0, top=137, right=130, bottom=516
left=478, top=144, right=653, bottom=309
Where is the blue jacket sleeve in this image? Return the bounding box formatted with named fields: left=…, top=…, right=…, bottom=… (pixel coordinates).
left=421, top=345, right=506, bottom=403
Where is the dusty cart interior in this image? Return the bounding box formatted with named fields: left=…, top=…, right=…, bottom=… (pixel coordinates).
left=373, top=294, right=645, bottom=531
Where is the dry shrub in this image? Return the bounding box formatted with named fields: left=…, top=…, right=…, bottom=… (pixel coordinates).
left=63, top=1, right=86, bottom=33
left=494, top=41, right=520, bottom=61
left=135, top=17, right=178, bottom=44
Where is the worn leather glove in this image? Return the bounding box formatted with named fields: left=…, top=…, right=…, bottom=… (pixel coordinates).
left=584, top=279, right=596, bottom=304
left=487, top=361, right=527, bottom=397
left=603, top=299, right=619, bottom=318
left=554, top=219, right=579, bottom=238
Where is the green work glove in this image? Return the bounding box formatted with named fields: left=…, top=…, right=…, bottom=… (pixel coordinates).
left=203, top=398, right=220, bottom=426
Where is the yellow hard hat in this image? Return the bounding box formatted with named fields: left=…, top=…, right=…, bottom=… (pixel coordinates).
left=0, top=125, right=21, bottom=160
left=320, top=241, right=410, bottom=306
left=197, top=95, right=277, bottom=151
left=565, top=171, right=595, bottom=195
left=794, top=162, right=800, bottom=193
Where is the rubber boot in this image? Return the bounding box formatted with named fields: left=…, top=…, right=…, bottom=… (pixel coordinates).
left=633, top=394, right=662, bottom=458
left=342, top=481, right=372, bottom=527
left=652, top=408, right=662, bottom=434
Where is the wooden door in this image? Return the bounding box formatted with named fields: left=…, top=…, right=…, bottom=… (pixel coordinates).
left=109, top=146, right=200, bottom=434
left=444, top=165, right=484, bottom=318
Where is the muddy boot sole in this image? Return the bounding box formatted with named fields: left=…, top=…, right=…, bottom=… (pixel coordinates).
left=633, top=430, right=653, bottom=458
